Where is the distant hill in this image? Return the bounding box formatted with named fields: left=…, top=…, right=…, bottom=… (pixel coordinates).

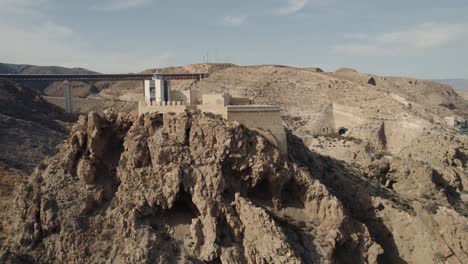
left=433, top=79, right=468, bottom=91
left=0, top=62, right=99, bottom=94
left=0, top=62, right=98, bottom=75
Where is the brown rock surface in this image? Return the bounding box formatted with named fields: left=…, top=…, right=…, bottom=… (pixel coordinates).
left=1, top=63, right=468, bottom=263
left=1, top=111, right=383, bottom=263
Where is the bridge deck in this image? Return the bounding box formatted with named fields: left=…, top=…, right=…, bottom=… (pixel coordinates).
left=0, top=73, right=209, bottom=81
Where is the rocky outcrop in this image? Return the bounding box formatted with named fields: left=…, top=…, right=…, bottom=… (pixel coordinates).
left=1, top=110, right=383, bottom=263
left=289, top=133, right=468, bottom=264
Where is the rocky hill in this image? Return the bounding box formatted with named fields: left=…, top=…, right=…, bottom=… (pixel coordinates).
left=0, top=79, right=74, bottom=173
left=0, top=63, right=97, bottom=75
left=1, top=110, right=466, bottom=263
left=0, top=63, right=467, bottom=263
left=0, top=79, right=75, bottom=249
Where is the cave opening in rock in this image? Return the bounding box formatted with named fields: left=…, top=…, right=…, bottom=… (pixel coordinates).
left=166, top=187, right=201, bottom=224
left=216, top=215, right=236, bottom=247
left=281, top=178, right=305, bottom=209
left=141, top=186, right=200, bottom=245
left=338, top=127, right=348, bottom=136
left=184, top=126, right=191, bottom=145
left=247, top=178, right=273, bottom=206
left=367, top=77, right=377, bottom=86
left=94, top=129, right=125, bottom=201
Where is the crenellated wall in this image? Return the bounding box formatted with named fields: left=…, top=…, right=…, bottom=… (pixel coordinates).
left=226, top=105, right=287, bottom=154
left=171, top=90, right=193, bottom=105
left=138, top=101, right=189, bottom=115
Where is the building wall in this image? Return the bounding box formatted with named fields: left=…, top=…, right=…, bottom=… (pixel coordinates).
left=226, top=106, right=287, bottom=154
left=333, top=103, right=366, bottom=132
left=202, top=94, right=231, bottom=106
left=198, top=105, right=228, bottom=119
left=154, top=80, right=164, bottom=102
left=144, top=79, right=171, bottom=103
left=138, top=102, right=188, bottom=115
left=308, top=103, right=366, bottom=134
left=230, top=97, right=252, bottom=105
left=171, top=90, right=192, bottom=105
left=144, top=80, right=154, bottom=103
left=383, top=118, right=430, bottom=154
left=198, top=93, right=230, bottom=118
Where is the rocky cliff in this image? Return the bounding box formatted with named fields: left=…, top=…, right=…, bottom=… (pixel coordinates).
left=1, top=110, right=467, bottom=263
left=1, top=63, right=468, bottom=263
left=1, top=110, right=383, bottom=263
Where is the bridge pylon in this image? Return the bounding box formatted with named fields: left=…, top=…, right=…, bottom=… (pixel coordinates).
left=63, top=80, right=72, bottom=113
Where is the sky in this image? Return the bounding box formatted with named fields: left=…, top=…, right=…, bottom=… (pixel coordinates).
left=0, top=0, right=467, bottom=79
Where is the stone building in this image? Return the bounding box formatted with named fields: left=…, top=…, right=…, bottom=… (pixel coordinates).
left=139, top=78, right=287, bottom=154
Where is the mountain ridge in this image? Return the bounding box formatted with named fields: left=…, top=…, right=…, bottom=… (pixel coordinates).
left=433, top=78, right=468, bottom=91
left=0, top=62, right=99, bottom=75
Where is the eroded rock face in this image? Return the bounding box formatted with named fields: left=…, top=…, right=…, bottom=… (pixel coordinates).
left=288, top=133, right=468, bottom=264
left=1, top=110, right=382, bottom=263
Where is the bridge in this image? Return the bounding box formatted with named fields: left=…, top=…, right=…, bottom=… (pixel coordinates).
left=0, top=73, right=209, bottom=113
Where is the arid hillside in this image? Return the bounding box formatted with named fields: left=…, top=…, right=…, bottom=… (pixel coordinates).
left=0, top=79, right=74, bottom=173
left=1, top=111, right=467, bottom=263
left=0, top=79, right=75, bottom=250
left=0, top=63, right=97, bottom=75
left=0, top=64, right=467, bottom=263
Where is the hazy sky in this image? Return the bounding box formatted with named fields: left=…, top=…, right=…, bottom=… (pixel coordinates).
left=1, top=0, right=467, bottom=78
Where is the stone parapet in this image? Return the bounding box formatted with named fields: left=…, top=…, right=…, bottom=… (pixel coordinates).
left=138, top=101, right=188, bottom=115
left=226, top=105, right=280, bottom=112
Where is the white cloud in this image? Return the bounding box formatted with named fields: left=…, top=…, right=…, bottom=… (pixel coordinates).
left=0, top=19, right=172, bottom=72
left=273, top=0, right=308, bottom=16
left=377, top=23, right=465, bottom=49
left=93, top=0, right=152, bottom=11
left=0, top=0, right=171, bottom=72
left=334, top=23, right=466, bottom=55
left=223, top=15, right=248, bottom=27
left=0, top=0, right=48, bottom=16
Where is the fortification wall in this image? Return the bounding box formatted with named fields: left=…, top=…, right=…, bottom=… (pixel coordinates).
left=308, top=103, right=335, bottom=134
left=226, top=105, right=287, bottom=154
left=308, top=103, right=365, bottom=134
left=202, top=94, right=230, bottom=106
left=198, top=105, right=228, bottom=119
left=383, top=118, right=430, bottom=154
left=333, top=103, right=367, bottom=131
left=171, top=90, right=192, bottom=105
left=198, top=93, right=230, bottom=118
left=138, top=102, right=188, bottom=115
left=230, top=97, right=252, bottom=105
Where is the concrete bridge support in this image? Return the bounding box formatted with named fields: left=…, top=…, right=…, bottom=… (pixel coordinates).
left=64, top=80, right=72, bottom=113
